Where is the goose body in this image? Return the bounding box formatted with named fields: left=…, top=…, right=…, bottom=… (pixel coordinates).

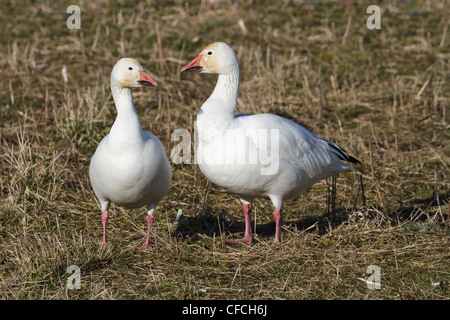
left=182, top=42, right=359, bottom=244
left=90, top=130, right=170, bottom=209
left=89, top=58, right=171, bottom=250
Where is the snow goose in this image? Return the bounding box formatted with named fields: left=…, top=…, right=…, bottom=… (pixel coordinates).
left=181, top=42, right=360, bottom=244
left=89, top=58, right=172, bottom=250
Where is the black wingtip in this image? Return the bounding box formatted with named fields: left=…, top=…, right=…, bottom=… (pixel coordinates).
left=321, top=138, right=361, bottom=165
left=346, top=155, right=362, bottom=165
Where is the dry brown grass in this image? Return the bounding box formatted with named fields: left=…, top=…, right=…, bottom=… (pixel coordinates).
left=0, top=0, right=449, bottom=300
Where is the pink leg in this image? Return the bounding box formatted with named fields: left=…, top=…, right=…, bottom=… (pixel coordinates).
left=227, top=203, right=254, bottom=244
left=206, top=0, right=214, bottom=10
left=101, top=211, right=109, bottom=246
left=273, top=210, right=282, bottom=244
left=140, top=213, right=154, bottom=251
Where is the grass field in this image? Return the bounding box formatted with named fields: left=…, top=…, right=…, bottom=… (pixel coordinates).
left=0, top=0, right=449, bottom=300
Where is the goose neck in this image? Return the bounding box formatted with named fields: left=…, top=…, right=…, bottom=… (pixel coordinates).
left=110, top=81, right=143, bottom=140
left=200, top=64, right=240, bottom=116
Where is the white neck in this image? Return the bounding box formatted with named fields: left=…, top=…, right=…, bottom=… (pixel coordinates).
left=109, top=81, right=143, bottom=142
left=199, top=64, right=240, bottom=117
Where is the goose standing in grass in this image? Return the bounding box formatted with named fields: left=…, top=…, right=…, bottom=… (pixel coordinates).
left=181, top=42, right=360, bottom=244
left=89, top=58, right=171, bottom=250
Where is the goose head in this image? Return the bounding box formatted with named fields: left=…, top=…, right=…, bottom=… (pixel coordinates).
left=111, top=58, right=157, bottom=88
left=181, top=42, right=239, bottom=75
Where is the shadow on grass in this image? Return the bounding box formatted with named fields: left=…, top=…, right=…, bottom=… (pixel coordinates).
left=173, top=193, right=449, bottom=241
left=173, top=206, right=356, bottom=242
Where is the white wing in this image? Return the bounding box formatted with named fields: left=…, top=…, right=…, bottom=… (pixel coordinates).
left=233, top=114, right=357, bottom=178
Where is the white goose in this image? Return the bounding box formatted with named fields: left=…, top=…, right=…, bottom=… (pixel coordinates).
left=181, top=42, right=360, bottom=244
left=89, top=58, right=172, bottom=250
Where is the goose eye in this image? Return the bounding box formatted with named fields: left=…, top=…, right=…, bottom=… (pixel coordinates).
left=129, top=67, right=133, bottom=70
left=207, top=51, right=212, bottom=55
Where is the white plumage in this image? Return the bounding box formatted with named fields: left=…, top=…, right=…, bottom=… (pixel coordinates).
left=182, top=42, right=360, bottom=244
left=89, top=58, right=171, bottom=250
